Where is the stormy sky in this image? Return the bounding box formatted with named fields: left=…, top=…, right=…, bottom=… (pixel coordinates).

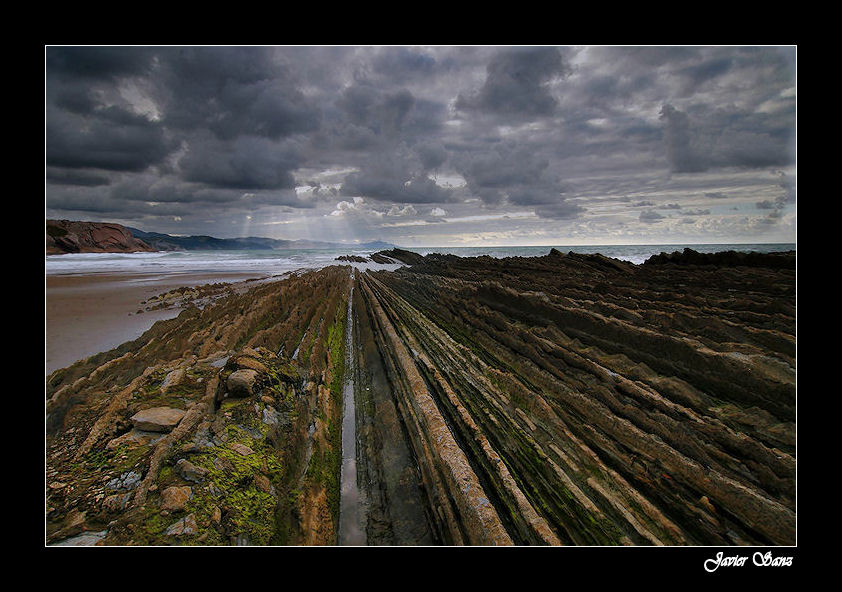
left=45, top=46, right=796, bottom=246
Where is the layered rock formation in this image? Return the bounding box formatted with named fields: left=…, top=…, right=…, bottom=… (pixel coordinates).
left=45, top=249, right=796, bottom=546
left=46, top=220, right=156, bottom=255
left=356, top=250, right=795, bottom=545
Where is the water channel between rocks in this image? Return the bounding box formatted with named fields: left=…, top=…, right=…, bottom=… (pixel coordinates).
left=338, top=279, right=366, bottom=545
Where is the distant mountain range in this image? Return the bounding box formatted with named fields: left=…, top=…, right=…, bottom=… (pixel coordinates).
left=127, top=227, right=395, bottom=252
left=47, top=219, right=396, bottom=255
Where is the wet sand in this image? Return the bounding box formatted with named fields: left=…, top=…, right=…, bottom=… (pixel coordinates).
left=45, top=272, right=265, bottom=376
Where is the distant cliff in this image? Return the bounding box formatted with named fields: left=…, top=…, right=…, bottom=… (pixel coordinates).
left=46, top=220, right=156, bottom=255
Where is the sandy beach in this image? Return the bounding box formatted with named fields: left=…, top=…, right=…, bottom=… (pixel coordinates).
left=45, top=271, right=266, bottom=376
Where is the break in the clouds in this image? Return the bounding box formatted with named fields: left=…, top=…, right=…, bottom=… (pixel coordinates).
left=45, top=45, right=796, bottom=245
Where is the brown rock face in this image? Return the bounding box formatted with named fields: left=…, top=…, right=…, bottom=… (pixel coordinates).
left=130, top=407, right=186, bottom=432
left=46, top=219, right=155, bottom=255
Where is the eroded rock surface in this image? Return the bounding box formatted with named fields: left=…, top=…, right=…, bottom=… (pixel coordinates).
left=45, top=250, right=796, bottom=546
left=356, top=249, right=795, bottom=545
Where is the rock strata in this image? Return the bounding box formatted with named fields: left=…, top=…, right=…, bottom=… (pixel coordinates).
left=46, top=250, right=795, bottom=546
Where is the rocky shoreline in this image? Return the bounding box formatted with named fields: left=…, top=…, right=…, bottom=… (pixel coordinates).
left=45, top=248, right=796, bottom=546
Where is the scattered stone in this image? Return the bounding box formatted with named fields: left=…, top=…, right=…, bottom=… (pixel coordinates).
left=51, top=530, right=108, bottom=546
left=700, top=496, right=717, bottom=514
left=165, top=513, right=198, bottom=537
left=254, top=474, right=272, bottom=494
left=262, top=407, right=281, bottom=425
left=160, top=486, right=193, bottom=512
left=229, top=442, right=255, bottom=456
left=161, top=368, right=186, bottom=393
left=176, top=458, right=209, bottom=483
left=106, top=471, right=142, bottom=491
left=102, top=492, right=133, bottom=513
left=106, top=428, right=165, bottom=450
left=214, top=457, right=235, bottom=474
left=211, top=506, right=222, bottom=524
left=130, top=407, right=186, bottom=432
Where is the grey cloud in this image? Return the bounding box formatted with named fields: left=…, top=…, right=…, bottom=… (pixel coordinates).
left=660, top=104, right=707, bottom=173
left=454, top=142, right=582, bottom=219
left=639, top=209, right=665, bottom=223
left=372, top=47, right=437, bottom=82
left=44, top=46, right=795, bottom=244
left=46, top=106, right=175, bottom=172
left=415, top=142, right=448, bottom=172
left=660, top=103, right=794, bottom=173
left=456, top=47, right=569, bottom=117
left=336, top=81, right=421, bottom=138
left=46, top=168, right=111, bottom=187
left=456, top=144, right=551, bottom=198
left=179, top=135, right=304, bottom=190
left=155, top=47, right=320, bottom=140
left=534, top=201, right=585, bottom=220
left=46, top=46, right=155, bottom=80
left=341, top=157, right=451, bottom=204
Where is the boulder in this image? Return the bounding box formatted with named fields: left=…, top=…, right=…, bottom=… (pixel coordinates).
left=227, top=369, right=260, bottom=397
left=160, top=486, right=193, bottom=512
left=130, top=407, right=186, bottom=432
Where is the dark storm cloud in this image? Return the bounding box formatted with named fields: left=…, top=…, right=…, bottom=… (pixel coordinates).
left=45, top=46, right=155, bottom=80
left=154, top=47, right=320, bottom=140
left=415, top=141, right=448, bottom=172
left=46, top=105, right=176, bottom=172
left=338, top=83, right=415, bottom=137
left=46, top=168, right=111, bottom=187
left=45, top=46, right=795, bottom=242
left=456, top=47, right=570, bottom=118
left=179, top=135, right=303, bottom=190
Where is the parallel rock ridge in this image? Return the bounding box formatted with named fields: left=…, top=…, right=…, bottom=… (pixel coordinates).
left=45, top=249, right=795, bottom=546
left=46, top=219, right=155, bottom=255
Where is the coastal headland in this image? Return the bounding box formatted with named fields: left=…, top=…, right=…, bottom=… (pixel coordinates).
left=45, top=248, right=796, bottom=546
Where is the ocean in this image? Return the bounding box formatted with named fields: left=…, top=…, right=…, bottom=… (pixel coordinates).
left=44, top=243, right=796, bottom=276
